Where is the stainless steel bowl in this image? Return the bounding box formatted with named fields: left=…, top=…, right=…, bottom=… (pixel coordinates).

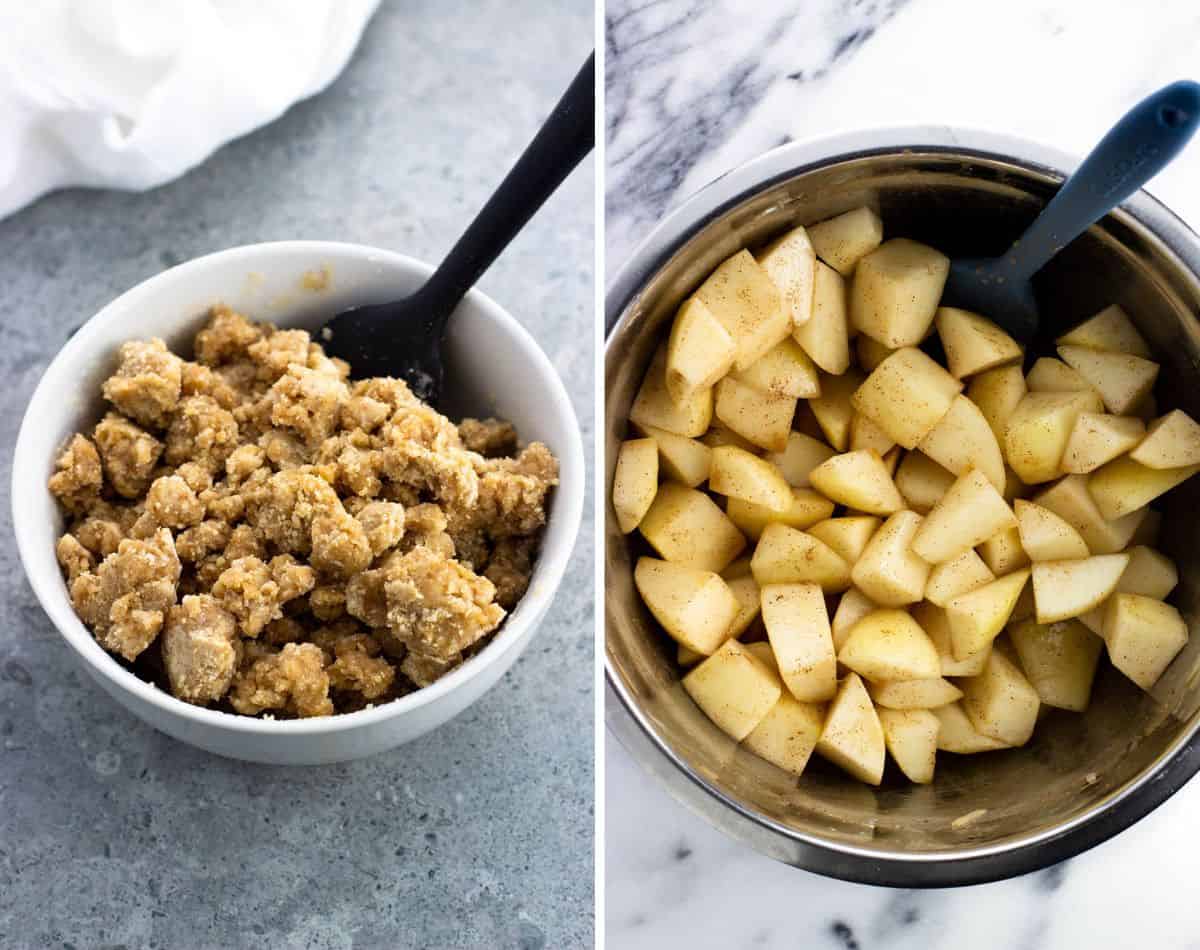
left=605, top=127, right=1200, bottom=886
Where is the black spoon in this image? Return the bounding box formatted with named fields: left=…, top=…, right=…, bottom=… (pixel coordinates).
left=319, top=53, right=595, bottom=405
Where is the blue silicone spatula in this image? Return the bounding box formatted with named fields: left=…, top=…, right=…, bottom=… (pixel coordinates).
left=943, top=79, right=1200, bottom=341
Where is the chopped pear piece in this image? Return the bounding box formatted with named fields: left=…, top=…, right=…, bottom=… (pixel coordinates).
left=714, top=376, right=796, bottom=453
left=849, top=412, right=897, bottom=457
left=794, top=261, right=851, bottom=375
left=721, top=555, right=754, bottom=580
left=1102, top=593, right=1188, bottom=691
left=1008, top=618, right=1103, bottom=712
left=635, top=423, right=713, bottom=488
left=744, top=641, right=778, bottom=671
left=878, top=708, right=940, bottom=784
left=808, top=369, right=863, bottom=451
left=726, top=487, right=835, bottom=540
left=912, top=601, right=990, bottom=676
left=1061, top=412, right=1146, bottom=474
left=1118, top=546, right=1179, bottom=599
left=856, top=335, right=893, bottom=372
left=977, top=526, right=1030, bottom=576
left=1034, top=474, right=1145, bottom=554
left=851, top=510, right=931, bottom=607
left=733, top=337, right=820, bottom=399
left=678, top=643, right=704, bottom=667
left=756, top=225, right=817, bottom=328
left=1005, top=390, right=1104, bottom=484
left=850, top=239, right=951, bottom=348
left=838, top=609, right=941, bottom=682
left=635, top=557, right=742, bottom=655
left=1057, top=345, right=1159, bottom=415
left=750, top=523, right=851, bottom=592
left=933, top=702, right=1008, bottom=753
left=693, top=249, right=790, bottom=371
left=912, top=468, right=1017, bottom=564
left=612, top=438, right=659, bottom=533
left=852, top=347, right=962, bottom=449
left=945, top=569, right=1030, bottom=660
left=1056, top=304, right=1152, bottom=359
left=683, top=639, right=782, bottom=741
left=639, top=482, right=746, bottom=572
left=831, top=588, right=878, bottom=651
left=807, top=206, right=884, bottom=275
left=724, top=575, right=763, bottom=640
left=630, top=345, right=714, bottom=437
left=1129, top=410, right=1200, bottom=469
left=808, top=516, right=880, bottom=568
left=935, top=307, right=1022, bottom=379
left=762, top=582, right=837, bottom=702
left=743, top=693, right=825, bottom=776
left=917, top=394, right=1006, bottom=491
left=870, top=677, right=962, bottom=711
left=1026, top=357, right=1096, bottom=394
left=709, top=447, right=792, bottom=512
left=924, top=549, right=995, bottom=607
left=764, top=432, right=837, bottom=488
left=1013, top=499, right=1090, bottom=561
left=809, top=450, right=904, bottom=516
left=665, top=297, right=737, bottom=403
left=1031, top=554, right=1130, bottom=623
left=1087, top=457, right=1200, bottom=521
left=816, top=673, right=886, bottom=784
left=967, top=364, right=1027, bottom=445
left=961, top=651, right=1040, bottom=747
left=894, top=451, right=956, bottom=514
left=701, top=424, right=761, bottom=453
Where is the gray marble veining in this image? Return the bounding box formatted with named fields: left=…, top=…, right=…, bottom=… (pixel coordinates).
left=0, top=1, right=594, bottom=947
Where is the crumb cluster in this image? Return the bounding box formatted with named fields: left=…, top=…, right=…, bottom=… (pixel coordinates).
left=50, top=306, right=558, bottom=716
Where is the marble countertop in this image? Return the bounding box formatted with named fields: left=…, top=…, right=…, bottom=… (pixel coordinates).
left=0, top=2, right=593, bottom=948
left=605, top=1, right=1200, bottom=946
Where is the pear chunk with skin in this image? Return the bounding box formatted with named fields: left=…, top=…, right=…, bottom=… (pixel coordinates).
left=750, top=523, right=851, bottom=592
left=764, top=432, right=836, bottom=488
left=1031, top=554, right=1130, bottom=623
left=1005, top=389, right=1104, bottom=484
left=894, top=451, right=955, bottom=514
left=1102, top=593, right=1188, bottom=691
left=1057, top=303, right=1152, bottom=359
left=1129, top=410, right=1200, bottom=469
left=634, top=423, right=712, bottom=488
left=665, top=297, right=737, bottom=404
left=807, top=206, right=884, bottom=275
left=756, top=225, right=817, bottom=328
left=878, top=708, right=940, bottom=784
left=816, top=673, right=886, bottom=785
left=1013, top=499, right=1090, bottom=561
left=1026, top=357, right=1096, bottom=394
left=725, top=487, right=834, bottom=540
left=924, top=549, right=995, bottom=607
left=961, top=650, right=1041, bottom=747
left=639, top=482, right=746, bottom=572
left=794, top=261, right=851, bottom=375
left=1087, top=457, right=1200, bottom=521
left=1008, top=618, right=1103, bottom=712
left=807, top=516, right=880, bottom=568
left=851, top=510, right=931, bottom=607
left=935, top=307, right=1022, bottom=379
left=709, top=447, right=792, bottom=512
left=762, top=582, right=837, bottom=702
left=808, top=369, right=863, bottom=451
left=912, top=468, right=1017, bottom=564
left=1061, top=412, right=1146, bottom=474
left=852, top=347, right=962, bottom=449
left=831, top=588, right=878, bottom=651
left=838, top=609, right=941, bottom=682
left=630, top=345, right=714, bottom=437
left=1057, top=345, right=1159, bottom=415
left=1034, top=474, right=1145, bottom=555
left=917, top=394, right=1006, bottom=491
left=612, top=438, right=659, bottom=534
left=933, top=701, right=1007, bottom=753
left=850, top=239, right=951, bottom=348
left=743, top=693, right=825, bottom=777
left=733, top=337, right=820, bottom=399
left=945, top=569, right=1030, bottom=660
left=870, top=677, right=962, bottom=710
left=693, top=249, right=790, bottom=371
left=683, top=639, right=782, bottom=741
left=634, top=558, right=742, bottom=655
left=809, top=450, right=904, bottom=516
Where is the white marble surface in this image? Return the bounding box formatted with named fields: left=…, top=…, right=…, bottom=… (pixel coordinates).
left=605, top=0, right=1200, bottom=946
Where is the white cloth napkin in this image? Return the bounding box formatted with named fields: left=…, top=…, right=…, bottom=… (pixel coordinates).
left=0, top=0, right=379, bottom=220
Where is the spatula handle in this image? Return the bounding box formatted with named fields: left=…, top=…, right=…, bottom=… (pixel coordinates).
left=1006, top=79, right=1200, bottom=282
left=418, top=52, right=595, bottom=326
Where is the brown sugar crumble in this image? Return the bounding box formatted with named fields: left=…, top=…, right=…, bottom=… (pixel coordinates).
left=50, top=305, right=558, bottom=717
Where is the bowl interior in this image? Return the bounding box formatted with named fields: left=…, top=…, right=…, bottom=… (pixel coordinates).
left=606, top=149, right=1200, bottom=856
left=15, top=241, right=583, bottom=730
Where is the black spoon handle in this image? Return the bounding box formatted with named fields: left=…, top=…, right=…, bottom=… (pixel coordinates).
left=415, top=52, right=595, bottom=328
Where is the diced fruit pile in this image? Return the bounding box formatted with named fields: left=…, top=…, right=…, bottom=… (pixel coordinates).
left=613, top=205, right=1199, bottom=787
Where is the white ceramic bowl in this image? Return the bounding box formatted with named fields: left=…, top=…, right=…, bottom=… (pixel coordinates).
left=13, top=241, right=584, bottom=765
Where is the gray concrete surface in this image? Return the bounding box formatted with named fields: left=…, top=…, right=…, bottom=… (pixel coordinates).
left=0, top=1, right=595, bottom=947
